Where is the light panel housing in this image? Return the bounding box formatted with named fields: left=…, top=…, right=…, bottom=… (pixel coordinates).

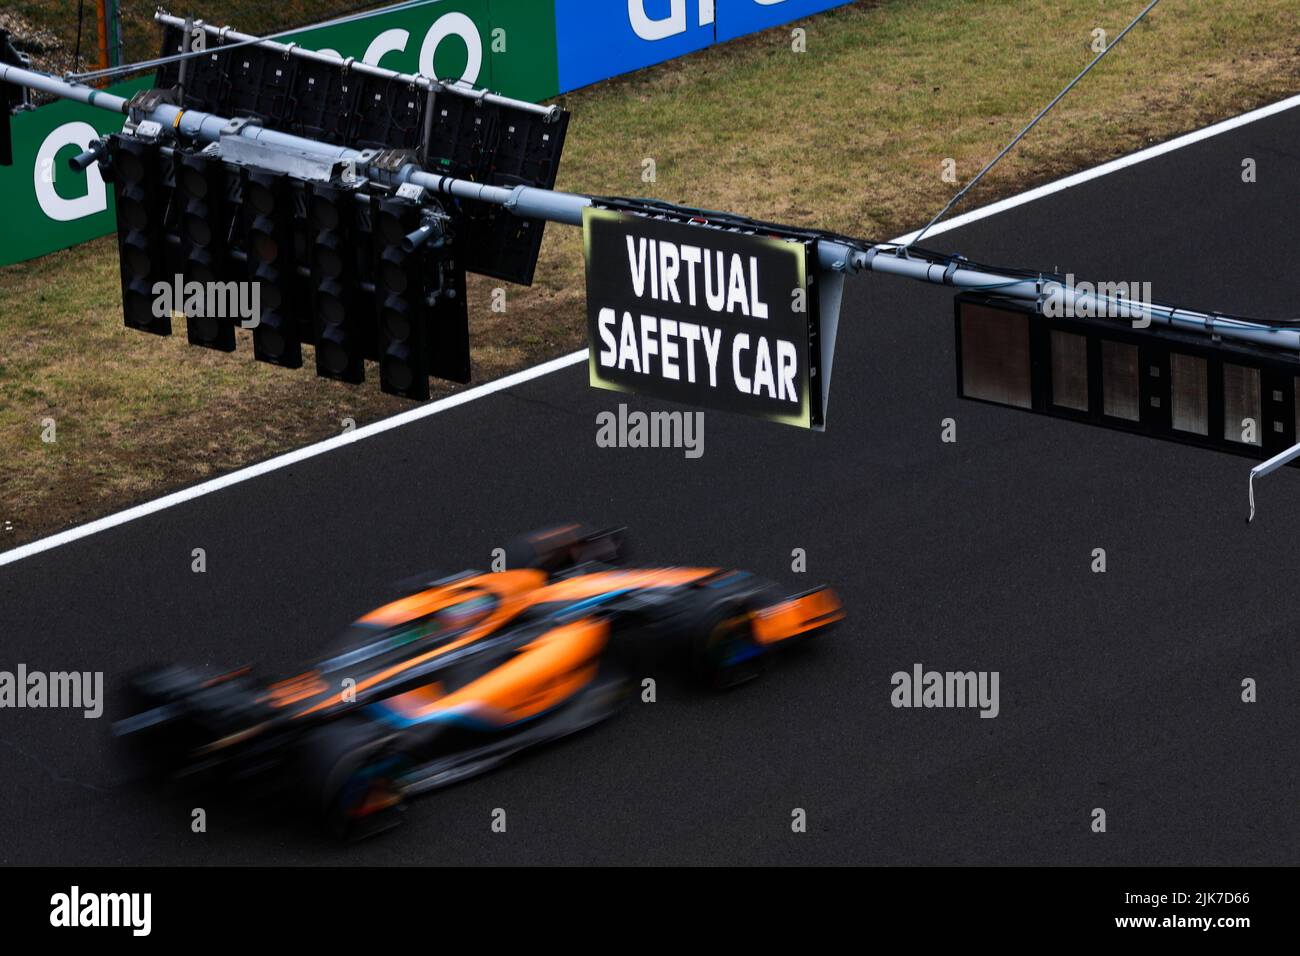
left=955, top=292, right=1300, bottom=462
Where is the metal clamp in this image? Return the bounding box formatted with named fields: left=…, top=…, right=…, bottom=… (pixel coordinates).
left=132, top=119, right=165, bottom=142
left=126, top=88, right=178, bottom=124
left=1207, top=311, right=1224, bottom=341
left=370, top=148, right=416, bottom=173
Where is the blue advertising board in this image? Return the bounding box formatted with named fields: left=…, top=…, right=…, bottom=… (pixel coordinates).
left=555, top=0, right=716, bottom=92
left=714, top=0, right=851, bottom=43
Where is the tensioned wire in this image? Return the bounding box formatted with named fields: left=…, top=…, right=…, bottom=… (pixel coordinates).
left=905, top=0, right=1163, bottom=249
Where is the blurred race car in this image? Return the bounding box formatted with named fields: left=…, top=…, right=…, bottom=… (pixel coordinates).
left=115, top=525, right=843, bottom=838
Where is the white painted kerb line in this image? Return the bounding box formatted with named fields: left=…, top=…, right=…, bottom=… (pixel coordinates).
left=5, top=92, right=1300, bottom=568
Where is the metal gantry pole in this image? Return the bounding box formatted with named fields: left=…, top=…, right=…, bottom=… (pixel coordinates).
left=1, top=61, right=1298, bottom=355
left=1248, top=441, right=1300, bottom=521
left=845, top=247, right=1300, bottom=351
left=0, top=62, right=590, bottom=218
left=1, top=63, right=129, bottom=110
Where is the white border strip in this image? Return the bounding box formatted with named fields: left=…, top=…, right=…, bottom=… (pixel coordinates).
left=5, top=91, right=1300, bottom=568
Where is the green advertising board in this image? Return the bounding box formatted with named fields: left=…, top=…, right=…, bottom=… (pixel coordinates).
left=0, top=0, right=559, bottom=266
left=0, top=75, right=147, bottom=267
left=279, top=0, right=558, bottom=103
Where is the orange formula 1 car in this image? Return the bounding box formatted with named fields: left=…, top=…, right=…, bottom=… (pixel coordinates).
left=115, top=526, right=843, bottom=837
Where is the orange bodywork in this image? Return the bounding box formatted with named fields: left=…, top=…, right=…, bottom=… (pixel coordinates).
left=382, top=617, right=609, bottom=726
left=263, top=673, right=330, bottom=708
left=751, top=587, right=844, bottom=645
left=358, top=569, right=547, bottom=627
left=528, top=567, right=715, bottom=602
left=294, top=570, right=546, bottom=718
left=293, top=568, right=711, bottom=720
left=290, top=566, right=830, bottom=724
left=382, top=681, right=446, bottom=714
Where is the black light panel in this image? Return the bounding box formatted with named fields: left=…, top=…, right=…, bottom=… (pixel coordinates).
left=106, top=134, right=171, bottom=336
left=155, top=23, right=569, bottom=286
left=955, top=291, right=1300, bottom=464
left=958, top=299, right=1032, bottom=409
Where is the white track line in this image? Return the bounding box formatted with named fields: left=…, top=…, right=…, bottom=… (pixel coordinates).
left=5, top=92, right=1300, bottom=568
left=891, top=91, right=1300, bottom=245
left=0, top=350, right=588, bottom=568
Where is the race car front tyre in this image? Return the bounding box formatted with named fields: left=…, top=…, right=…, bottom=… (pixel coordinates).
left=691, top=604, right=764, bottom=690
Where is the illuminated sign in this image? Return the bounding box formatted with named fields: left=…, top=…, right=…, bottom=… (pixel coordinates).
left=584, top=208, right=837, bottom=429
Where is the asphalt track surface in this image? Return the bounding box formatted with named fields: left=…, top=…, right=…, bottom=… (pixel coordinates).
left=3, top=105, right=1300, bottom=866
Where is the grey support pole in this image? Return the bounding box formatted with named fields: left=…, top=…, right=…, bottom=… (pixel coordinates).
left=1248, top=441, right=1300, bottom=522
left=0, top=63, right=593, bottom=224
left=0, top=63, right=129, bottom=111
left=1, top=61, right=1297, bottom=356
left=838, top=246, right=1300, bottom=352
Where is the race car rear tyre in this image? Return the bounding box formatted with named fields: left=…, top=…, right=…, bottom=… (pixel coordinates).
left=299, top=720, right=409, bottom=840
left=691, top=605, right=764, bottom=690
